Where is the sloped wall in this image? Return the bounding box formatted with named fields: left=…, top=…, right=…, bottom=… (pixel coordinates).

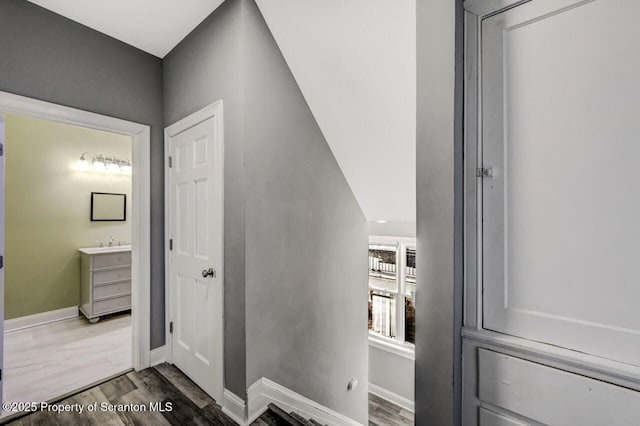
left=242, top=1, right=368, bottom=423
left=163, top=1, right=368, bottom=420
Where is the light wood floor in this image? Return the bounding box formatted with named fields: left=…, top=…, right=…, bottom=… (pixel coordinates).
left=369, top=393, right=414, bottom=426
left=3, top=312, right=131, bottom=410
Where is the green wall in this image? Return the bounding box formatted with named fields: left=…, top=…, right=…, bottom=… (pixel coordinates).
left=5, top=114, right=132, bottom=319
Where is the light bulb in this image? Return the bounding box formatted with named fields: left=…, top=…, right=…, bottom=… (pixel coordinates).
left=76, top=158, right=89, bottom=170
left=92, top=157, right=105, bottom=170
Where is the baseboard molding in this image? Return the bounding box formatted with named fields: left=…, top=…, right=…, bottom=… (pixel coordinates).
left=149, top=346, right=167, bottom=367
left=4, top=306, right=79, bottom=333
left=247, top=377, right=362, bottom=426
left=368, top=383, right=414, bottom=413
left=222, top=389, right=247, bottom=425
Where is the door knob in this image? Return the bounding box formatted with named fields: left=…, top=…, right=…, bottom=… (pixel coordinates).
left=202, top=268, right=216, bottom=278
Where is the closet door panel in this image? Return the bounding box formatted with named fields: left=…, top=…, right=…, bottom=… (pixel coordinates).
left=481, top=0, right=640, bottom=365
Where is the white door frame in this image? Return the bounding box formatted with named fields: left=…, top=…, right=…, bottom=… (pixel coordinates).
left=0, top=90, right=152, bottom=371
left=164, top=100, right=225, bottom=396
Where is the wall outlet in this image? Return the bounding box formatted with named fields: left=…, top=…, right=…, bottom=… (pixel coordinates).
left=347, top=378, right=358, bottom=391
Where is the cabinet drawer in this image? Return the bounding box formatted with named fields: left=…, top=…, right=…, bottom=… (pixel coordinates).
left=93, top=267, right=131, bottom=285
left=479, top=408, right=526, bottom=426
left=93, top=294, right=131, bottom=315
left=92, top=252, right=131, bottom=269
left=94, top=281, right=131, bottom=300
left=478, top=348, right=640, bottom=426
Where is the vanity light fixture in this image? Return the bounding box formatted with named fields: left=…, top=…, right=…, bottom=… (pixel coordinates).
left=76, top=153, right=90, bottom=170
left=76, top=152, right=132, bottom=175
left=92, top=154, right=106, bottom=170
left=106, top=155, right=120, bottom=173
left=120, top=160, right=132, bottom=175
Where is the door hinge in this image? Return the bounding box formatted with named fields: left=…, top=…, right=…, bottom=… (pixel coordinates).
left=0, top=255, right=4, bottom=269
left=169, top=239, right=173, bottom=251
left=0, top=143, right=4, bottom=156
left=169, top=321, right=173, bottom=334
left=476, top=167, right=494, bottom=178
left=168, top=156, right=172, bottom=168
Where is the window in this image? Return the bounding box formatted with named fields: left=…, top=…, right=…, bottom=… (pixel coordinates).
left=368, top=243, right=416, bottom=346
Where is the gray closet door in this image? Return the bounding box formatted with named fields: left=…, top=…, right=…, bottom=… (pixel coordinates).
left=481, top=0, right=640, bottom=365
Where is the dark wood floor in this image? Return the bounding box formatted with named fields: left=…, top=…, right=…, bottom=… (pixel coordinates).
left=4, top=363, right=236, bottom=426
left=4, top=363, right=414, bottom=425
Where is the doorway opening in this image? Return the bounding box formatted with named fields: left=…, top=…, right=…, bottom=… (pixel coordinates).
left=0, top=91, right=151, bottom=416
left=367, top=235, right=416, bottom=423
left=2, top=113, right=133, bottom=407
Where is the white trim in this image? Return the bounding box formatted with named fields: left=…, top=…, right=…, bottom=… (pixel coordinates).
left=4, top=306, right=79, bottom=333
left=368, top=383, right=414, bottom=413
left=463, top=0, right=529, bottom=16
left=368, top=235, right=416, bottom=245
left=163, top=123, right=172, bottom=366
left=0, top=90, right=151, bottom=372
left=165, top=101, right=224, bottom=138
left=149, top=345, right=167, bottom=367
left=247, top=377, right=362, bottom=426
left=164, top=100, right=225, bottom=402
left=368, top=335, right=415, bottom=361
left=222, top=389, right=247, bottom=425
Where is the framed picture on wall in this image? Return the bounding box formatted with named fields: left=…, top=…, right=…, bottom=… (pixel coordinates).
left=90, top=192, right=126, bottom=221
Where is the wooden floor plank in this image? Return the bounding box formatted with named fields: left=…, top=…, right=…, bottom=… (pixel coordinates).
left=100, top=375, right=138, bottom=403
left=7, top=363, right=413, bottom=426
left=6, top=364, right=236, bottom=426
left=113, top=388, right=172, bottom=426
left=3, top=312, right=132, bottom=414
left=368, top=393, right=414, bottom=426
left=153, top=363, right=214, bottom=409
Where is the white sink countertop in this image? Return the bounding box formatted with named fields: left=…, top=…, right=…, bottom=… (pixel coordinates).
left=78, top=245, right=132, bottom=255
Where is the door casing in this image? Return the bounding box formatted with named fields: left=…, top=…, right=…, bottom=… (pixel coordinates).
left=0, top=91, right=152, bottom=382
left=164, top=100, right=225, bottom=402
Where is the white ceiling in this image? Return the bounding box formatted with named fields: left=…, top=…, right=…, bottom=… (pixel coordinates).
left=27, top=0, right=226, bottom=58
left=27, top=0, right=417, bottom=228
left=256, top=0, right=416, bottom=224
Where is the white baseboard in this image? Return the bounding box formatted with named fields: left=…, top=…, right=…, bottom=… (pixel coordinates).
left=247, top=377, right=362, bottom=426
left=5, top=306, right=79, bottom=333
left=149, top=345, right=167, bottom=367
left=222, top=389, right=247, bottom=425
left=368, top=383, right=414, bottom=413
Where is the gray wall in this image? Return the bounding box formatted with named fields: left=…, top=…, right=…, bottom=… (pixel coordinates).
left=415, top=0, right=463, bottom=424
left=0, top=0, right=165, bottom=349
left=369, top=346, right=414, bottom=402
left=163, top=0, right=246, bottom=397
left=164, top=1, right=369, bottom=419
left=242, top=1, right=368, bottom=423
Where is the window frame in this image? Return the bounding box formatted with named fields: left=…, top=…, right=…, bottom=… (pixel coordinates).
left=368, top=237, right=416, bottom=350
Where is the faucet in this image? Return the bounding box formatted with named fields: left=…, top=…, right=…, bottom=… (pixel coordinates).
left=108, top=236, right=115, bottom=247
left=96, top=240, right=104, bottom=248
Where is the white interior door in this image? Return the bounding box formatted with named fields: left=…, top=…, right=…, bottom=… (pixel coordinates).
left=167, top=103, right=224, bottom=401
left=481, top=0, right=640, bottom=365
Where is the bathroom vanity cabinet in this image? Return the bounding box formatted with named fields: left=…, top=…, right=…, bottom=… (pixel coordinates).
left=79, top=246, right=132, bottom=323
